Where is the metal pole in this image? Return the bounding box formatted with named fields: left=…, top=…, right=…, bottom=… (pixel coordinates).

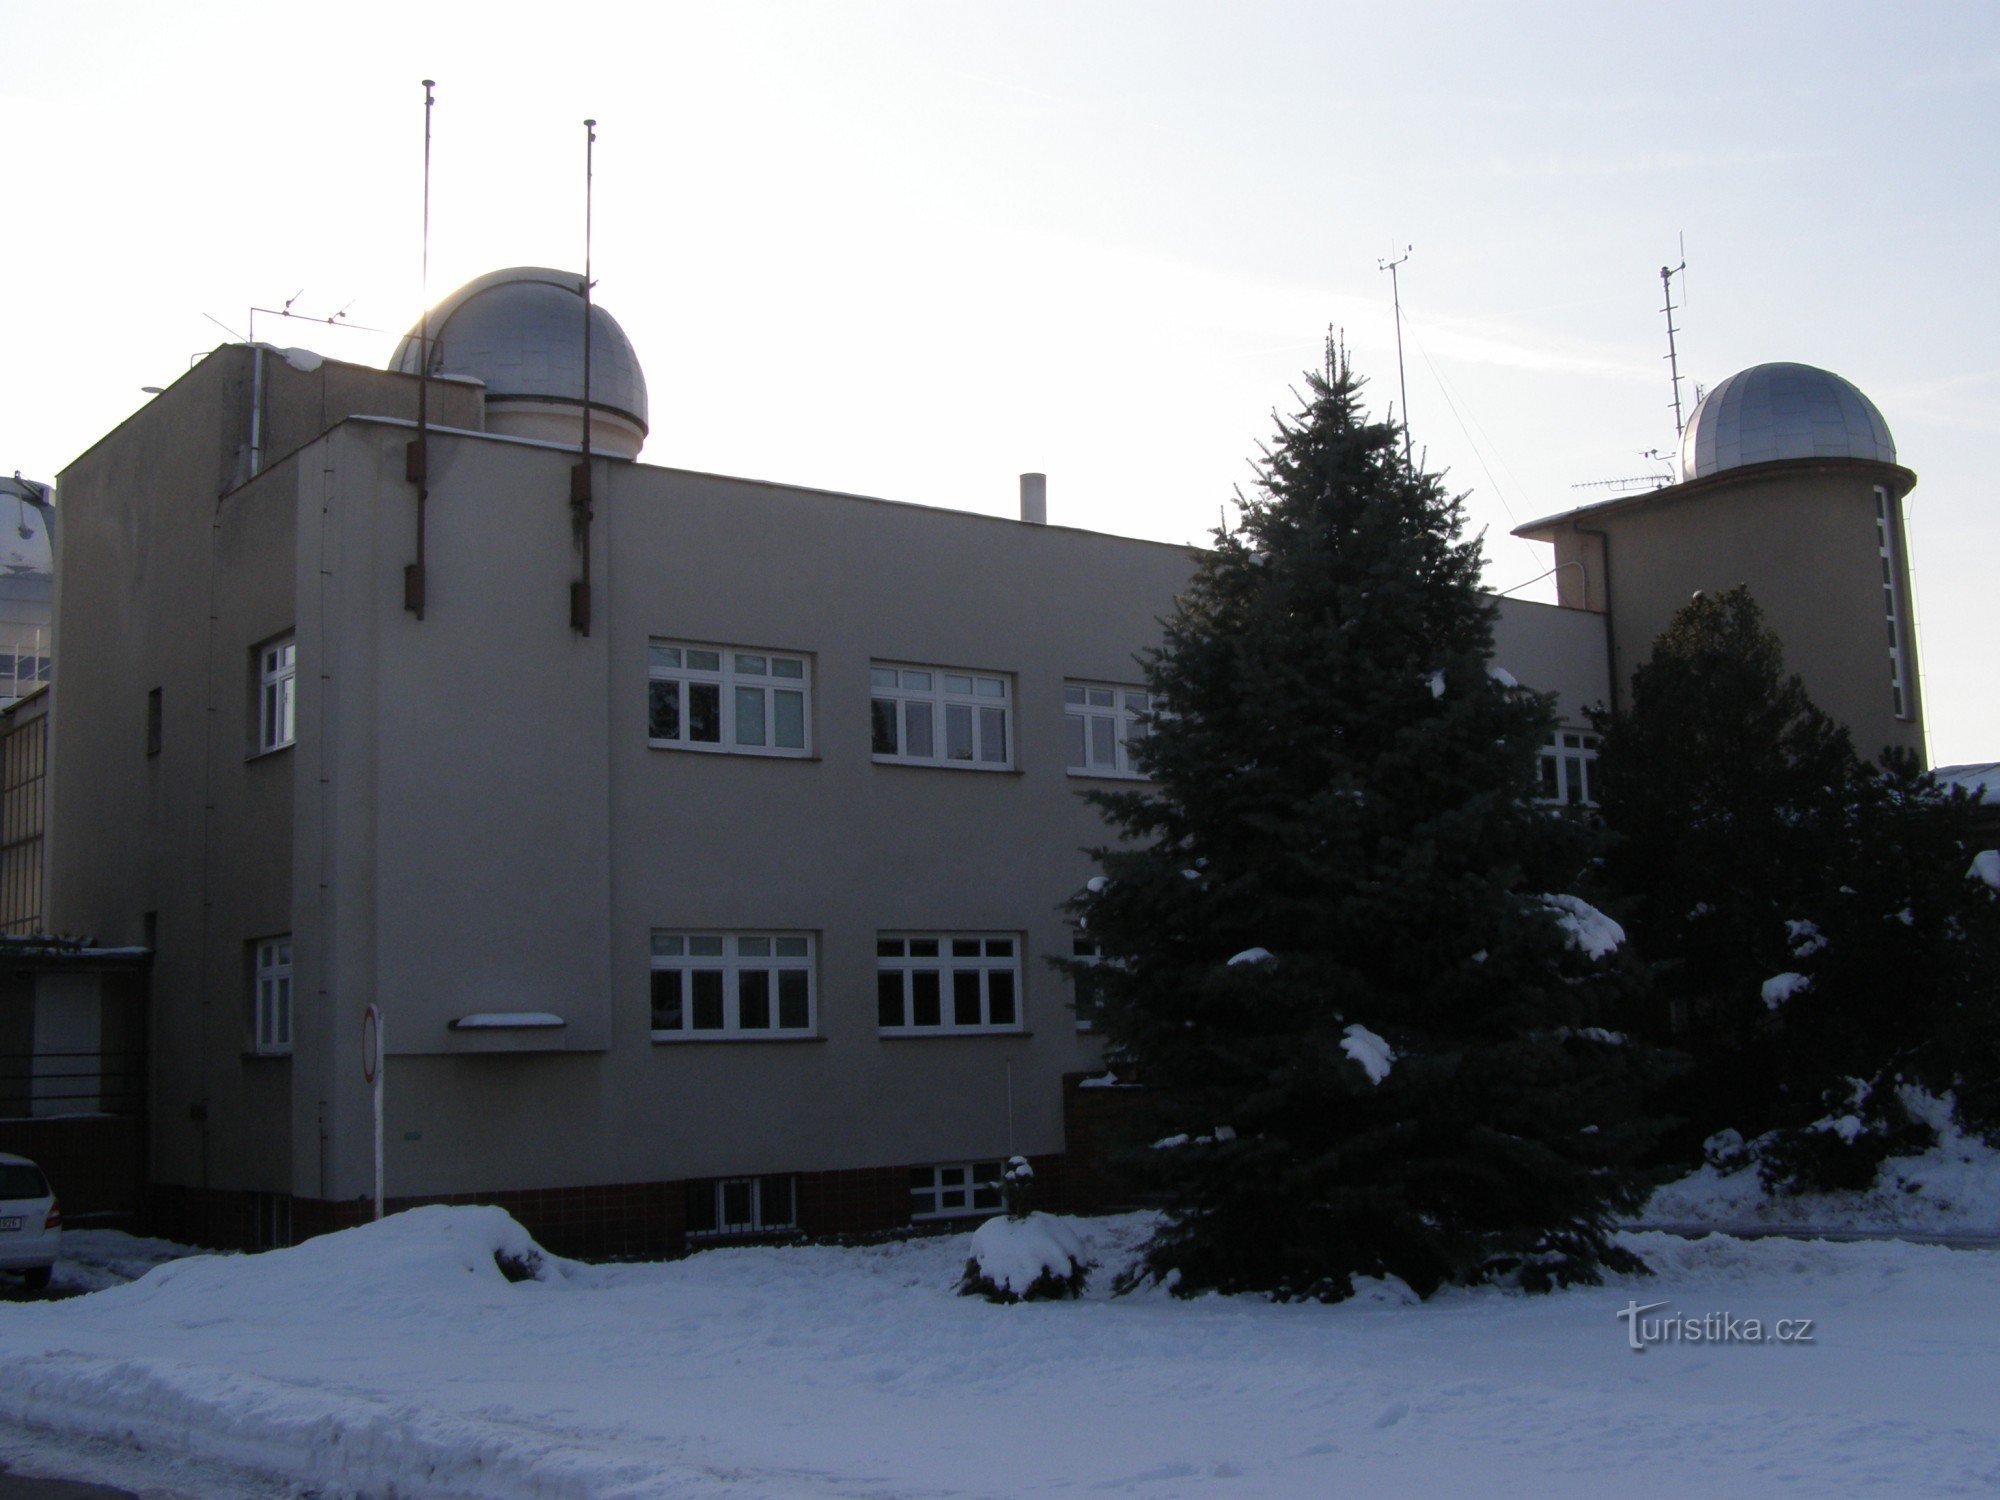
left=405, top=79, right=435, bottom=618
left=1379, top=246, right=1413, bottom=465
left=373, top=1008, right=385, bottom=1221
left=571, top=118, right=597, bottom=635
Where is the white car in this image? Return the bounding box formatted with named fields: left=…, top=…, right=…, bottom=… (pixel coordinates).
left=0, top=1153, right=61, bottom=1291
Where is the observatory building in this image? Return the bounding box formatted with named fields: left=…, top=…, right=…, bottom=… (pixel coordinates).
left=25, top=273, right=1925, bottom=1252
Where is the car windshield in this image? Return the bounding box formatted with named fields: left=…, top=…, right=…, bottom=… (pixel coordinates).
left=0, top=1164, right=50, bottom=1199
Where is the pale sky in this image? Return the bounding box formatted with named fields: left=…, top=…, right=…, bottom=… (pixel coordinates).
left=5, top=1, right=1995, bottom=762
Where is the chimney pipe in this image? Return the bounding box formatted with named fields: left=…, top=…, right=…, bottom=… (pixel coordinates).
left=1019, top=472, right=1047, bottom=525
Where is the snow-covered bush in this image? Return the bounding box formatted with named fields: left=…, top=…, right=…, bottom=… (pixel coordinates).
left=960, top=1158, right=1091, bottom=1302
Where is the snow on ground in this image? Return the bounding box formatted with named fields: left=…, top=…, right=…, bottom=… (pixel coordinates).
left=6, top=1208, right=2000, bottom=1497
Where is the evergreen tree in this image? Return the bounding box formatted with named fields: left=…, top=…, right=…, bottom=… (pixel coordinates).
left=1076, top=347, right=1663, bottom=1302
left=1592, top=588, right=2000, bottom=1185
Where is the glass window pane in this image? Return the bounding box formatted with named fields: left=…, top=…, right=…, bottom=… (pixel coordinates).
left=775, top=936, right=808, bottom=957
left=1087, top=687, right=1113, bottom=707
left=1065, top=715, right=1087, bottom=769
left=1090, top=716, right=1116, bottom=766
left=1064, top=684, right=1086, bottom=705
left=877, top=938, right=905, bottom=957
left=952, top=939, right=980, bottom=957
left=772, top=658, right=804, bottom=680
left=686, top=1182, right=719, bottom=1234
left=650, top=932, right=684, bottom=957
left=985, top=938, right=1013, bottom=956
left=738, top=937, right=771, bottom=956
left=871, top=666, right=898, bottom=689
left=912, top=971, right=942, bottom=1027
left=778, top=970, right=810, bottom=1029
left=773, top=691, right=805, bottom=749
left=688, top=683, right=721, bottom=742
left=953, top=970, right=982, bottom=1026
left=943, top=674, right=973, bottom=694
left=735, top=686, right=766, bottom=746
left=877, top=972, right=905, bottom=1027
left=979, top=707, right=1007, bottom=763
left=648, top=643, right=682, bottom=670
left=739, top=970, right=771, bottom=1029
left=691, top=971, right=725, bottom=1029
left=871, top=698, right=899, bottom=755
left=989, top=969, right=1016, bottom=1025
left=977, top=677, right=1006, bottom=699
left=940, top=1166, right=966, bottom=1187
left=901, top=670, right=932, bottom=690
left=686, top=650, right=721, bottom=672
left=689, top=935, right=724, bottom=956
left=946, top=703, right=974, bottom=760
left=905, top=701, right=934, bottom=758
left=1124, top=692, right=1149, bottom=712
left=734, top=654, right=767, bottom=676
left=910, top=938, right=939, bottom=957
left=721, top=1179, right=753, bottom=1228
left=650, top=970, right=683, bottom=1029
left=941, top=1188, right=966, bottom=1209
left=648, top=680, right=681, bottom=740
left=759, top=1175, right=794, bottom=1228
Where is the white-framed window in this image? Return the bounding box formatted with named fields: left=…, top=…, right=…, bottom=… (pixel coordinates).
left=1875, top=487, right=1911, bottom=720
left=876, top=933, right=1022, bottom=1034
left=253, top=935, right=292, bottom=1055
left=648, top=642, right=811, bottom=756
left=1071, top=934, right=1107, bottom=1030
left=258, top=636, right=296, bottom=753
left=911, top=1161, right=1003, bottom=1220
left=870, top=664, right=1012, bottom=769
left=650, top=931, right=815, bottom=1039
left=1064, top=682, right=1152, bottom=778
left=685, top=1174, right=796, bottom=1239
left=1537, top=730, right=1599, bottom=807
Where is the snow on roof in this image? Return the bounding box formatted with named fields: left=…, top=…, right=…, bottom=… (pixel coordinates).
left=1934, top=763, right=1999, bottom=802
left=448, top=1012, right=567, bottom=1030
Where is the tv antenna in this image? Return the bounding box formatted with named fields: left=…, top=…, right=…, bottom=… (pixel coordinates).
left=1660, top=235, right=1688, bottom=438
left=1378, top=245, right=1412, bottom=464
left=1569, top=448, right=1677, bottom=494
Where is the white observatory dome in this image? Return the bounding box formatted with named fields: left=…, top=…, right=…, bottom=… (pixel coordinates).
left=1680, top=362, right=1895, bottom=481
left=390, top=267, right=649, bottom=459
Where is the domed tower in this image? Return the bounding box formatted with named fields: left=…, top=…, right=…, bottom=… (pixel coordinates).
left=1517, top=361, right=1923, bottom=763
left=389, top=267, right=649, bottom=459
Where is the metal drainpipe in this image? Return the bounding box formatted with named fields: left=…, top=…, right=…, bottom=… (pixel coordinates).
left=1575, top=524, right=1617, bottom=712
left=249, top=344, right=265, bottom=477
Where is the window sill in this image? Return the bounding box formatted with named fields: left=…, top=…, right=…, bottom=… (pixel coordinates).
left=878, top=1029, right=1032, bottom=1040
left=245, top=742, right=294, bottom=764
left=650, top=1033, right=827, bottom=1045
left=243, top=1049, right=292, bottom=1061
left=647, top=741, right=817, bottom=761
left=871, top=758, right=1023, bottom=776
left=1064, top=769, right=1150, bottom=783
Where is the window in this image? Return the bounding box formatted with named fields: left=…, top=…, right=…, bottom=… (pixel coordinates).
left=258, top=636, right=296, bottom=752
left=877, top=933, right=1022, bottom=1033
left=253, top=935, right=292, bottom=1055
left=1070, top=934, right=1107, bottom=1030
left=1537, top=730, right=1599, bottom=807
left=650, top=931, right=815, bottom=1039
left=870, top=664, right=1011, bottom=768
left=911, top=1161, right=1003, bottom=1220
left=1065, top=682, right=1152, bottom=777
left=145, top=687, right=162, bottom=757
left=685, top=1174, right=796, bottom=1238
left=647, top=642, right=810, bottom=755
left=1876, top=488, right=1911, bottom=720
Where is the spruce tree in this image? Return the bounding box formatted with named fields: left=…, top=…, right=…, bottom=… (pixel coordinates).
left=1077, top=346, right=1661, bottom=1302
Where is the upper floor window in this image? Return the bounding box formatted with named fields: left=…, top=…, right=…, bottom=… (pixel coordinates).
left=1538, top=730, right=1599, bottom=807
left=1065, top=682, right=1152, bottom=778
left=259, top=636, right=296, bottom=752
left=650, top=931, right=815, bottom=1039
left=870, top=664, right=1011, bottom=769
left=253, top=935, right=293, bottom=1055
left=648, top=642, right=811, bottom=756
left=876, top=933, right=1022, bottom=1034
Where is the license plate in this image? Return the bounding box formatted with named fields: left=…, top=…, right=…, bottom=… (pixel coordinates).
left=0, top=1216, right=19, bottom=1231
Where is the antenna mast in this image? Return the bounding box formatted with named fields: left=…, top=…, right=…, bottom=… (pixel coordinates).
left=569, top=118, right=598, bottom=635
left=1660, top=238, right=1688, bottom=439
left=404, top=79, right=436, bottom=619
left=1378, top=245, right=1413, bottom=464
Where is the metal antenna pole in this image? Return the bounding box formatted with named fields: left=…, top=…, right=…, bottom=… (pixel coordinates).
left=1660, top=249, right=1688, bottom=439
left=1378, top=246, right=1413, bottom=464
left=404, top=79, right=435, bottom=619
left=570, top=118, right=597, bottom=635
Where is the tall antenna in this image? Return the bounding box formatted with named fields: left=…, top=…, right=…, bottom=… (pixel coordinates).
left=569, top=118, right=598, bottom=636
left=404, top=78, right=436, bottom=620
left=1378, top=246, right=1413, bottom=464
left=1660, top=236, right=1688, bottom=440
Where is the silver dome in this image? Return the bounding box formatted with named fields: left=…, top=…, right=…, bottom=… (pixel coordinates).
left=1680, top=362, right=1894, bottom=480
left=390, top=267, right=649, bottom=434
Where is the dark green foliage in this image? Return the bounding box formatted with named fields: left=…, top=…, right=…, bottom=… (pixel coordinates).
left=1592, top=587, right=2000, bottom=1188
left=1077, top=350, right=1665, bottom=1302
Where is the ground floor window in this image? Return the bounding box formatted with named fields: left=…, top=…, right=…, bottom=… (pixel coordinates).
left=911, top=1161, right=1003, bottom=1220
left=876, top=933, right=1022, bottom=1033
left=685, top=1174, right=797, bottom=1238
left=1070, top=934, right=1106, bottom=1030
left=1537, top=730, right=1599, bottom=806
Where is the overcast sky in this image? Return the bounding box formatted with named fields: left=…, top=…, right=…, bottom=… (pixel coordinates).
left=6, top=1, right=1995, bottom=761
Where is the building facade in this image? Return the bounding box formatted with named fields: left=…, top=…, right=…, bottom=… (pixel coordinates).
left=41, top=275, right=1912, bottom=1253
